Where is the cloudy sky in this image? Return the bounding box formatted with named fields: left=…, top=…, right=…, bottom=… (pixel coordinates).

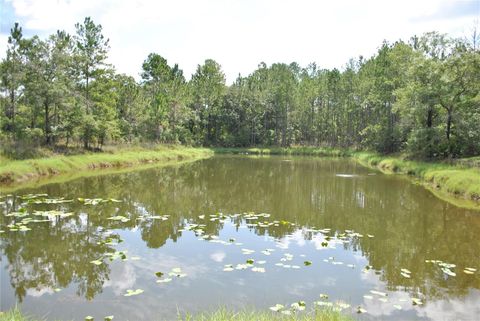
left=0, top=0, right=478, bottom=83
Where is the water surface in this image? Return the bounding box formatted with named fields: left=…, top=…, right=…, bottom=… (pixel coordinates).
left=1, top=156, right=479, bottom=320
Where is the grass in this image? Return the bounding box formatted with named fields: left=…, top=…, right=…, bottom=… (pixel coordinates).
left=0, top=145, right=213, bottom=186
left=0, top=307, right=354, bottom=321
left=1, top=144, right=479, bottom=209
left=182, top=308, right=353, bottom=321
left=353, top=152, right=480, bottom=205
left=213, top=147, right=353, bottom=157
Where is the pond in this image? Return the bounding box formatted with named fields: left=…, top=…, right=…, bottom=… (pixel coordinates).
left=1, top=155, right=479, bottom=320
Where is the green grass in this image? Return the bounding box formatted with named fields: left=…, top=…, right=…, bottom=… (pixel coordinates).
left=0, top=307, right=354, bottom=321
left=0, top=145, right=213, bottom=186
left=0, top=308, right=34, bottom=321
left=353, top=152, right=480, bottom=205
left=182, top=308, right=353, bottom=321
left=1, top=144, right=479, bottom=209
left=213, top=147, right=352, bottom=157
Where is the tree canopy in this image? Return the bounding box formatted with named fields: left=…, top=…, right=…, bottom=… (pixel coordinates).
left=1, top=18, right=479, bottom=159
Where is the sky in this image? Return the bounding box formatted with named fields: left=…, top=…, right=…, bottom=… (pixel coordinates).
left=0, top=0, right=479, bottom=83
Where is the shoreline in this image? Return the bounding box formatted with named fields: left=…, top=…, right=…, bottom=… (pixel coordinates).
left=1, top=146, right=479, bottom=210
left=213, top=147, right=480, bottom=210
left=0, top=146, right=213, bottom=191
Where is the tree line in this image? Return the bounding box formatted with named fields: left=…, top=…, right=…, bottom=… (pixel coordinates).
left=1, top=17, right=479, bottom=158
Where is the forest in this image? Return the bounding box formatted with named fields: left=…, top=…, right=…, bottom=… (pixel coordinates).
left=1, top=17, right=479, bottom=159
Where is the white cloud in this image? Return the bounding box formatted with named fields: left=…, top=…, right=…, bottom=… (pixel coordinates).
left=26, top=287, right=54, bottom=297
left=0, top=0, right=478, bottom=82
left=210, top=250, right=226, bottom=262
left=103, top=262, right=137, bottom=296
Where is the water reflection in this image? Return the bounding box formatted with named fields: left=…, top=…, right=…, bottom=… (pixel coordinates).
left=0, top=156, right=479, bottom=320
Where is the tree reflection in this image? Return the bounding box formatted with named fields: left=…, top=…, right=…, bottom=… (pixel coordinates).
left=1, top=156, right=479, bottom=303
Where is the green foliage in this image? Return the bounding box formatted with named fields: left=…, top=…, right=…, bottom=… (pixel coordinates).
left=1, top=18, right=479, bottom=160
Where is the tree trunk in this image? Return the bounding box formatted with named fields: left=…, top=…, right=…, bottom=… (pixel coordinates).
left=45, top=99, right=51, bottom=145
left=426, top=107, right=433, bottom=128
left=446, top=109, right=452, bottom=141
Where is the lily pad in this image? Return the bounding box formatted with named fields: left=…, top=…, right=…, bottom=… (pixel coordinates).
left=401, top=272, right=411, bottom=278
left=251, top=267, right=265, bottom=273
left=356, top=306, right=367, bottom=314
left=370, top=290, right=387, bottom=297
left=156, top=278, right=172, bottom=283
left=269, top=304, right=284, bottom=312
left=412, top=298, right=423, bottom=305
left=107, top=216, right=130, bottom=223
left=291, top=301, right=306, bottom=311
left=124, top=289, right=144, bottom=297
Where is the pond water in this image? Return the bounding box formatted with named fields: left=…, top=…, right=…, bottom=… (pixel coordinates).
left=1, top=155, right=479, bottom=320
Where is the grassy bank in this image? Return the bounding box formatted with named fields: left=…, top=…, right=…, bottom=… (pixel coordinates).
left=213, top=147, right=353, bottom=157
left=354, top=152, right=480, bottom=207
left=0, top=145, right=213, bottom=186
left=0, top=307, right=353, bottom=321
left=1, top=145, right=479, bottom=209
left=213, top=147, right=480, bottom=209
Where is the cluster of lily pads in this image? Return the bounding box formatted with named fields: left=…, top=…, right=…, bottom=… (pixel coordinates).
left=268, top=289, right=426, bottom=316
left=176, top=211, right=479, bottom=316
left=0, top=194, right=129, bottom=234
left=269, top=295, right=359, bottom=315
left=155, top=267, right=187, bottom=283
left=1, top=198, right=480, bottom=319
left=425, top=259, right=477, bottom=276
left=90, top=249, right=141, bottom=266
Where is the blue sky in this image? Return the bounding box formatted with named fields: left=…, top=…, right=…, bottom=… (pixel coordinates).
left=0, top=0, right=478, bottom=83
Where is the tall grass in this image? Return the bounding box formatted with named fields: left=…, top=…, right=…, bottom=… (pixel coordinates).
left=0, top=307, right=353, bottom=321
left=0, top=308, right=33, bottom=321
left=182, top=308, right=353, bottom=321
